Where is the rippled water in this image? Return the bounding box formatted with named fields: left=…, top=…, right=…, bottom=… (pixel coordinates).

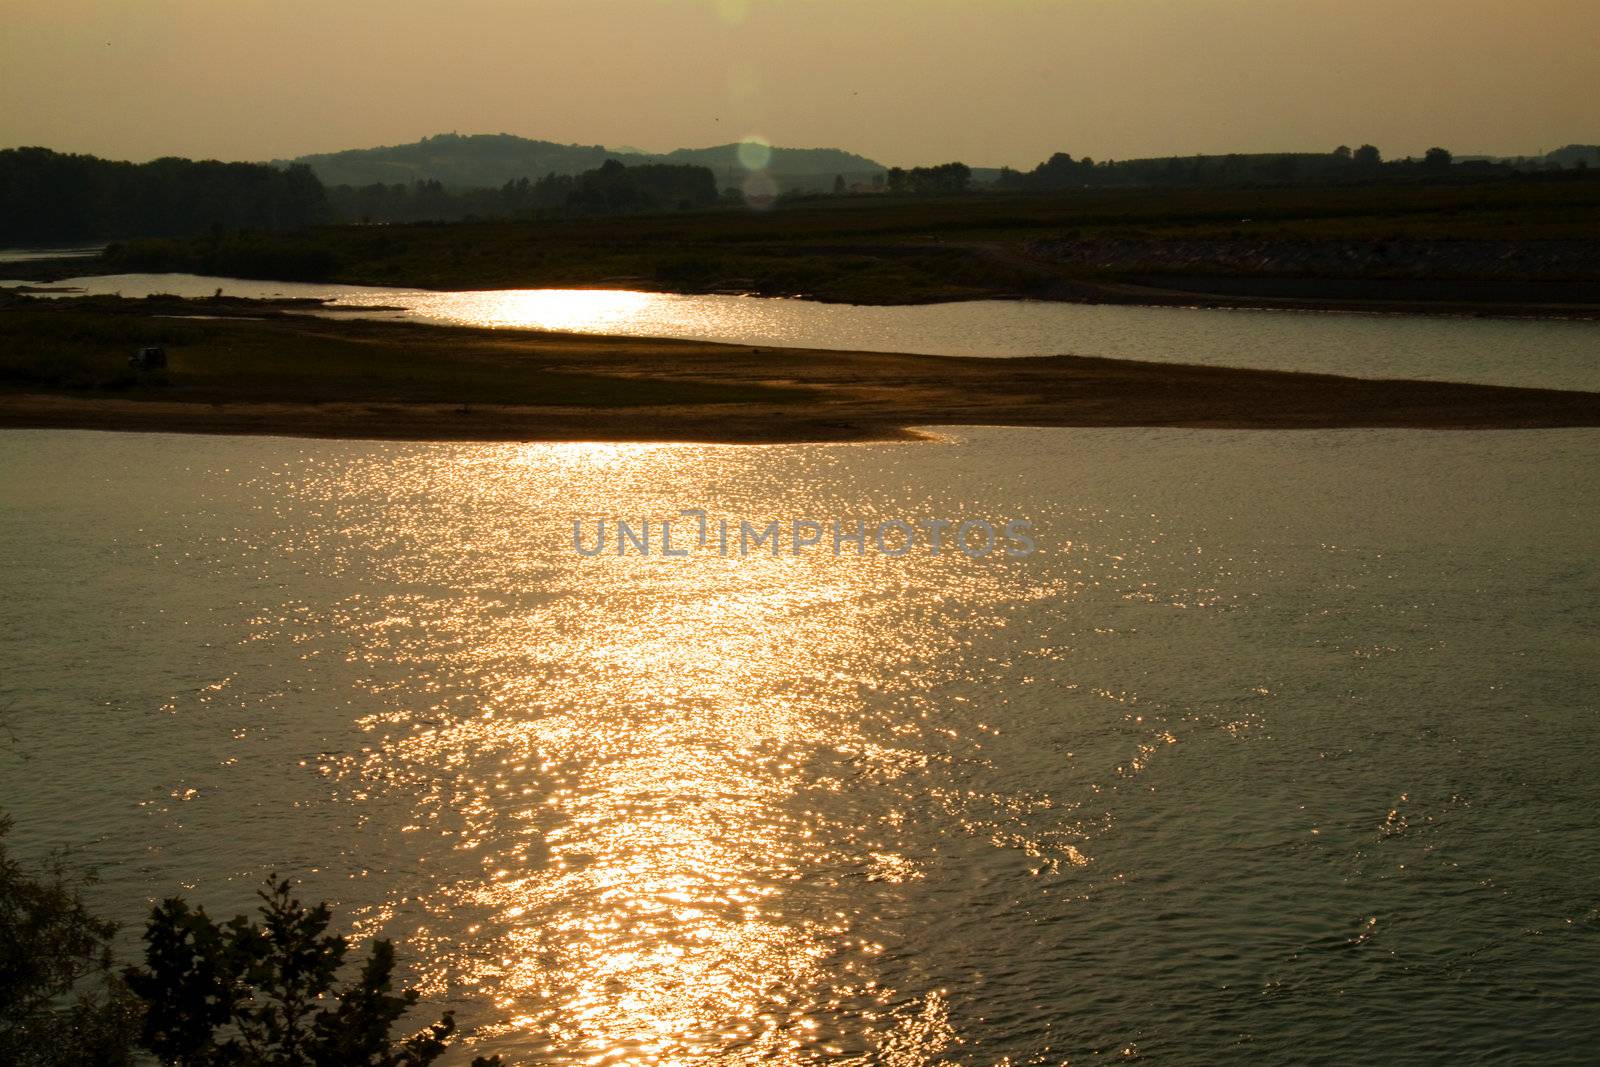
left=0, top=245, right=104, bottom=263
left=2, top=427, right=1598, bottom=1064
left=11, top=272, right=1600, bottom=391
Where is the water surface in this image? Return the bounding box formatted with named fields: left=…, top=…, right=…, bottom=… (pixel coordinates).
left=0, top=245, right=104, bottom=264
left=2, top=426, right=1597, bottom=1064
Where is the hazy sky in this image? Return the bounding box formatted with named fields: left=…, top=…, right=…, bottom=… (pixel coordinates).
left=3, top=0, right=1594, bottom=168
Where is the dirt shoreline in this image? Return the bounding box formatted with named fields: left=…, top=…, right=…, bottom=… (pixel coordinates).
left=2, top=306, right=1598, bottom=443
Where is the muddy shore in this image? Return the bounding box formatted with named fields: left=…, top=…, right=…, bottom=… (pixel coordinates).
left=2, top=298, right=1597, bottom=442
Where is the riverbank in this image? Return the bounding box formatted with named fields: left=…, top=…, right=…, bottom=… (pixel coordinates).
left=3, top=294, right=1599, bottom=441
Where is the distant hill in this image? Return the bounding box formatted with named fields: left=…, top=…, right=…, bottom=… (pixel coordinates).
left=654, top=143, right=884, bottom=191
left=278, top=134, right=619, bottom=188
left=1455, top=145, right=1597, bottom=167
left=1546, top=144, right=1600, bottom=167
left=277, top=133, right=885, bottom=192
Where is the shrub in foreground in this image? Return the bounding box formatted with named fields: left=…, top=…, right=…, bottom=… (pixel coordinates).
left=0, top=814, right=140, bottom=1066
left=126, top=877, right=502, bottom=1066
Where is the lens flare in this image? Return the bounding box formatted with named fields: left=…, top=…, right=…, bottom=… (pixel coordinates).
left=736, top=136, right=773, bottom=172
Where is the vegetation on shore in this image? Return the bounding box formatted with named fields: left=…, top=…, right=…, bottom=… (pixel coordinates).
left=0, top=813, right=499, bottom=1065
left=49, top=173, right=1594, bottom=306
left=0, top=814, right=138, bottom=1065
left=8, top=137, right=1599, bottom=309
left=0, top=148, right=325, bottom=244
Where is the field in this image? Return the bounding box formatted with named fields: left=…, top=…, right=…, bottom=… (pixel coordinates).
left=54, top=175, right=1600, bottom=311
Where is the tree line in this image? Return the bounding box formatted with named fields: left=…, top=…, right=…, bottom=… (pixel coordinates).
left=5, top=142, right=1593, bottom=244
left=993, top=145, right=1479, bottom=190
left=328, top=158, right=720, bottom=224
left=0, top=148, right=326, bottom=244
left=0, top=148, right=725, bottom=241
left=884, top=162, right=973, bottom=196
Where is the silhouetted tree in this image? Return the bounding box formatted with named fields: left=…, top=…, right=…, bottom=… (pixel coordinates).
left=0, top=815, right=141, bottom=1066
left=1034, top=152, right=1092, bottom=187
left=1423, top=146, right=1454, bottom=170
left=893, top=162, right=971, bottom=195
left=998, top=147, right=1404, bottom=190
left=833, top=174, right=846, bottom=195
left=1353, top=144, right=1382, bottom=167
left=125, top=878, right=501, bottom=1067
left=317, top=159, right=717, bottom=223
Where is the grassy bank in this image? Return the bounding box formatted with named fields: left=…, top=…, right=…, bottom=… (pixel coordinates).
left=18, top=175, right=1600, bottom=310
left=3, top=294, right=1599, bottom=442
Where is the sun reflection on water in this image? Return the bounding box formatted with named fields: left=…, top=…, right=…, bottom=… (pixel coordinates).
left=14, top=428, right=1589, bottom=1062
left=309, top=440, right=1043, bottom=1063
left=225, top=428, right=1288, bottom=1064
left=406, top=289, right=662, bottom=334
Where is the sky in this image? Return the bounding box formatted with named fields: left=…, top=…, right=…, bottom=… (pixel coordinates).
left=2, top=0, right=1595, bottom=169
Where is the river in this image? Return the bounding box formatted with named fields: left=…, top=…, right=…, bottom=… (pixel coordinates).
left=2, top=424, right=1597, bottom=1064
